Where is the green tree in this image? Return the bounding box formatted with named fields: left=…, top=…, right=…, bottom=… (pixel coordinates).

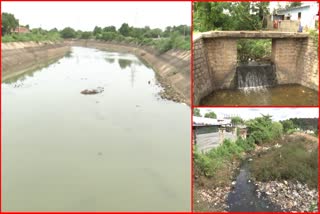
left=194, top=2, right=232, bottom=32
left=101, top=32, right=119, bottom=41
left=119, top=23, right=130, bottom=37
left=194, top=2, right=270, bottom=32
left=281, top=120, right=295, bottom=133
left=93, top=26, right=102, bottom=36
left=231, top=116, right=244, bottom=125
left=162, top=26, right=172, bottom=37
left=60, top=27, right=76, bottom=38
left=80, top=31, right=92, bottom=39
left=286, top=2, right=302, bottom=9
left=103, top=26, right=116, bottom=33
left=271, top=122, right=283, bottom=139
left=246, top=114, right=283, bottom=144
left=193, top=108, right=201, bottom=117
left=2, top=12, right=19, bottom=35
left=49, top=28, right=58, bottom=33
left=204, top=111, right=217, bottom=119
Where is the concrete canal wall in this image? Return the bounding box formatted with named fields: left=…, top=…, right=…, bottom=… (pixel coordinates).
left=2, top=40, right=190, bottom=105
left=2, top=41, right=71, bottom=81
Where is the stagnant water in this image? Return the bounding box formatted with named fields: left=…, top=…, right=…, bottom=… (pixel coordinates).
left=200, top=84, right=318, bottom=106
left=2, top=47, right=190, bottom=211
left=227, top=159, right=282, bottom=212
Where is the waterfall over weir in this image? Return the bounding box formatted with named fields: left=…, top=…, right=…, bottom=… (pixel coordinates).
left=236, top=64, right=277, bottom=89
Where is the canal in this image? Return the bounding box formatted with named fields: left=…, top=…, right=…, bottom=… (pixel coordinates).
left=2, top=47, right=190, bottom=211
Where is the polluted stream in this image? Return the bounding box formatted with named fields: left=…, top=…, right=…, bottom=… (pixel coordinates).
left=201, top=64, right=318, bottom=106
left=227, top=159, right=282, bottom=212
left=2, top=47, right=190, bottom=211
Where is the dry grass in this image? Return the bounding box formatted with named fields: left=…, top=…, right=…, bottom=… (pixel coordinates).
left=251, top=135, right=318, bottom=189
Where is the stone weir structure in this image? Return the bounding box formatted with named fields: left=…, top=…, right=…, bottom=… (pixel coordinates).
left=193, top=31, right=319, bottom=105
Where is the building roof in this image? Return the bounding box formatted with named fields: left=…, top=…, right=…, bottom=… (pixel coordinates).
left=276, top=5, right=310, bottom=14
left=11, top=26, right=30, bottom=33
left=193, top=116, right=231, bottom=126
left=277, top=5, right=310, bottom=12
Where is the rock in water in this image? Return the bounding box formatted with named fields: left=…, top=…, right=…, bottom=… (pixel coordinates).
left=81, top=87, right=104, bottom=95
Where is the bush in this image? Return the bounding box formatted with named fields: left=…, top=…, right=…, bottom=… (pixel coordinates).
left=60, top=27, right=76, bottom=38
left=246, top=115, right=283, bottom=144
left=194, top=147, right=223, bottom=177
left=271, top=121, right=283, bottom=139
left=237, top=39, right=271, bottom=63
left=309, top=29, right=318, bottom=47
left=251, top=141, right=318, bottom=188
left=194, top=138, right=254, bottom=177
left=154, top=32, right=190, bottom=53
left=287, top=129, right=296, bottom=135
left=100, top=32, right=119, bottom=41
left=80, top=31, right=92, bottom=39
left=236, top=136, right=255, bottom=151
left=2, top=31, right=61, bottom=43
left=155, top=38, right=173, bottom=53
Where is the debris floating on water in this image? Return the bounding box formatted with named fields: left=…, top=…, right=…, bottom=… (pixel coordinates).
left=81, top=87, right=104, bottom=95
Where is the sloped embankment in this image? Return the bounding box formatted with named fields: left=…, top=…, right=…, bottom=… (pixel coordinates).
left=2, top=41, right=71, bottom=81
left=2, top=40, right=190, bottom=105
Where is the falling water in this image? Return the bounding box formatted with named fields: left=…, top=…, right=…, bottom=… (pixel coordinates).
left=236, top=64, right=277, bottom=89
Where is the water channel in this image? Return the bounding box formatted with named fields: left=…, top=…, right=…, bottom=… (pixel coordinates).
left=2, top=47, right=190, bottom=211
left=227, top=159, right=282, bottom=212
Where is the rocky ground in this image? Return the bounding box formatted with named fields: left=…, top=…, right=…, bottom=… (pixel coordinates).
left=255, top=180, right=318, bottom=212
left=155, top=74, right=188, bottom=104
left=196, top=186, right=231, bottom=211
left=194, top=161, right=240, bottom=211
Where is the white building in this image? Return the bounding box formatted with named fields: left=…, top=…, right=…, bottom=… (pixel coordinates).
left=275, top=2, right=318, bottom=30
left=193, top=116, right=231, bottom=127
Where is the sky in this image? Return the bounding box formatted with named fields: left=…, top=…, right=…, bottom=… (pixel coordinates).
left=1, top=2, right=191, bottom=31
left=197, top=108, right=319, bottom=121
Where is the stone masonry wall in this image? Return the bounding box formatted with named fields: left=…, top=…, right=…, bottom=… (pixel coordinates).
left=204, top=38, right=238, bottom=90
left=297, top=38, right=318, bottom=91
left=272, top=38, right=318, bottom=91
left=271, top=38, right=300, bottom=84
left=193, top=38, right=213, bottom=105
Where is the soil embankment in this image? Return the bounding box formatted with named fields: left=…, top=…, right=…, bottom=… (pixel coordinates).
left=68, top=40, right=190, bottom=105
left=2, top=40, right=190, bottom=105
left=2, top=41, right=71, bottom=81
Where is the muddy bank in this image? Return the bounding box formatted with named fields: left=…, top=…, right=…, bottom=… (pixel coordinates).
left=2, top=41, right=71, bottom=81
left=67, top=39, right=190, bottom=105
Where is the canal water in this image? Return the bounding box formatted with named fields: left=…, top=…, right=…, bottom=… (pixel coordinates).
left=200, top=84, right=318, bottom=106
left=2, top=47, right=190, bottom=211
left=227, top=159, right=282, bottom=212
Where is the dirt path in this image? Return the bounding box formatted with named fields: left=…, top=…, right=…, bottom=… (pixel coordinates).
left=291, top=132, right=318, bottom=142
